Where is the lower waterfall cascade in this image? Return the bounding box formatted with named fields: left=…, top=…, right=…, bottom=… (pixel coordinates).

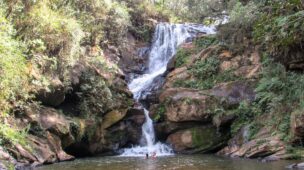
left=120, top=23, right=216, bottom=157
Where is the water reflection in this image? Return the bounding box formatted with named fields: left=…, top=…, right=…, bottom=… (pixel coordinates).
left=36, top=154, right=298, bottom=170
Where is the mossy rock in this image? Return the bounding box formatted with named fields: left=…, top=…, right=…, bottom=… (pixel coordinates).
left=101, top=109, right=127, bottom=129
left=167, top=126, right=230, bottom=153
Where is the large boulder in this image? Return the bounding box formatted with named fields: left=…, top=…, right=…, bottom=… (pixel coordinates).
left=159, top=88, right=219, bottom=122
left=218, top=127, right=288, bottom=161
left=25, top=105, right=74, bottom=147
left=101, top=109, right=128, bottom=129
left=167, top=126, right=229, bottom=154
left=155, top=121, right=202, bottom=141
left=208, top=81, right=256, bottom=106
left=160, top=81, right=256, bottom=123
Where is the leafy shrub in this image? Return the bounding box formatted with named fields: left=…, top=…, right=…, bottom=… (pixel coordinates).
left=191, top=56, right=220, bottom=80
left=164, top=0, right=228, bottom=22
left=153, top=103, right=166, bottom=122
left=256, top=60, right=304, bottom=113
left=217, top=1, right=258, bottom=52
left=0, top=9, right=29, bottom=114
left=175, top=49, right=192, bottom=67
left=0, top=124, right=28, bottom=147
left=104, top=2, right=131, bottom=46
left=194, top=36, right=218, bottom=49
left=231, top=59, right=304, bottom=141
left=253, top=1, right=304, bottom=64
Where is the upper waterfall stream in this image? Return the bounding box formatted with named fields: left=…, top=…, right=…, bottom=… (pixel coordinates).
left=121, top=23, right=216, bottom=157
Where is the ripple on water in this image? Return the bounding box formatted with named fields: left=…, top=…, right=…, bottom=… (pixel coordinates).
left=36, top=154, right=298, bottom=170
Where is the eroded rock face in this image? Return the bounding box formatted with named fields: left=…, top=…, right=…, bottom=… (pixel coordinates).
left=218, top=127, right=288, bottom=161
left=167, top=126, right=229, bottom=154
left=149, top=37, right=265, bottom=157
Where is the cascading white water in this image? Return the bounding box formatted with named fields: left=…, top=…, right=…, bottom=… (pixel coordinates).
left=121, top=23, right=216, bottom=157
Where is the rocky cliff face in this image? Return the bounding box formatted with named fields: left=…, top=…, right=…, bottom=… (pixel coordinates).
left=0, top=34, right=148, bottom=169
left=149, top=35, right=297, bottom=160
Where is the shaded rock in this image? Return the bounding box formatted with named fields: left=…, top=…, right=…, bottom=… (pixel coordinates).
left=212, top=113, right=236, bottom=128
left=36, top=77, right=65, bottom=107
left=126, top=108, right=145, bottom=125
left=167, top=126, right=229, bottom=154
left=209, top=81, right=256, bottom=107
left=118, top=33, right=149, bottom=74
left=290, top=110, right=304, bottom=144
left=155, top=121, right=202, bottom=141
left=70, top=63, right=86, bottom=86
left=166, top=56, right=176, bottom=72
left=25, top=105, right=74, bottom=148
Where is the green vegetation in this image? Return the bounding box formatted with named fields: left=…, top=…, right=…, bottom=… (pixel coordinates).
left=230, top=59, right=304, bottom=141
left=174, top=54, right=239, bottom=90
left=0, top=9, right=30, bottom=115
left=169, top=0, right=304, bottom=155
left=253, top=1, right=304, bottom=63
left=0, top=124, right=28, bottom=147
left=152, top=104, right=166, bottom=122
left=0, top=0, right=165, bottom=147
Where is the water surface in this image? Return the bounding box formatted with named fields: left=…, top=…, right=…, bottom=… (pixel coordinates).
left=36, top=155, right=296, bottom=170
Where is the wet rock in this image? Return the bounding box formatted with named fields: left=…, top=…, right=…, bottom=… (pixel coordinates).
left=118, top=33, right=149, bottom=74
left=166, top=56, right=176, bottom=72
left=286, top=162, right=304, bottom=169
left=126, top=108, right=145, bottom=125
left=139, top=74, right=166, bottom=104
left=167, top=126, right=229, bottom=154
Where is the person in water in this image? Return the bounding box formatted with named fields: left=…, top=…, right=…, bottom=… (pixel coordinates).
left=145, top=153, right=149, bottom=159
left=151, top=152, right=156, bottom=159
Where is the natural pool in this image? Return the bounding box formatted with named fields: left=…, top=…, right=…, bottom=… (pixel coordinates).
left=36, top=154, right=297, bottom=170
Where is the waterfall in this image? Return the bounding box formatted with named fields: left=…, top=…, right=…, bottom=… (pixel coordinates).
left=121, top=23, right=216, bottom=157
